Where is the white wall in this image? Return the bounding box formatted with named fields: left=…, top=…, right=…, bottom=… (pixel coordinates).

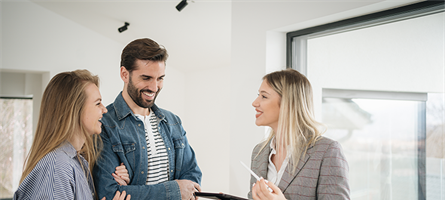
left=2, top=2, right=122, bottom=106
left=1, top=72, right=26, bottom=96
left=183, top=67, right=231, bottom=193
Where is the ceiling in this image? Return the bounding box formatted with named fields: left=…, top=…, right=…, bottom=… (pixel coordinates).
left=27, top=0, right=234, bottom=72
left=11, top=0, right=421, bottom=72
left=31, top=1, right=230, bottom=43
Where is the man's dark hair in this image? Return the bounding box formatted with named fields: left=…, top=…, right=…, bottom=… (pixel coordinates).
left=120, top=38, right=169, bottom=72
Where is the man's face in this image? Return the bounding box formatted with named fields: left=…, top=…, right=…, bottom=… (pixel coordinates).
left=126, top=59, right=165, bottom=109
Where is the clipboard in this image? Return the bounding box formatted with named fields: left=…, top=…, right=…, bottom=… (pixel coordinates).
left=195, top=192, right=248, bottom=200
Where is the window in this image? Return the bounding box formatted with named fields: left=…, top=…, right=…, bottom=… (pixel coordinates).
left=0, top=97, right=33, bottom=199
left=322, top=89, right=427, bottom=199
left=287, top=1, right=444, bottom=199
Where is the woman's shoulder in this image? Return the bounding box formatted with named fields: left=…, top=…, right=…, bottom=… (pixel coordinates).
left=315, top=136, right=336, bottom=145
left=310, top=136, right=342, bottom=152
left=32, top=144, right=78, bottom=177
left=18, top=146, right=74, bottom=189
left=15, top=146, right=78, bottom=200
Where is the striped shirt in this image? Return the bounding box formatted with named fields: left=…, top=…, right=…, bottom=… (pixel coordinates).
left=13, top=141, right=95, bottom=200
left=136, top=110, right=170, bottom=185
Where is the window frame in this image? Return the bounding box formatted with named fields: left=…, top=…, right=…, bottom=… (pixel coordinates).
left=286, top=0, right=445, bottom=74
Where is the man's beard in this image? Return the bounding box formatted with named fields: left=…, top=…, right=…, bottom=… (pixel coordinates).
left=127, top=76, right=160, bottom=109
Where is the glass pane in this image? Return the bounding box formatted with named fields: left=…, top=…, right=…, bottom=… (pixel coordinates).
left=426, top=93, right=445, bottom=200
left=0, top=99, right=33, bottom=199
left=322, top=97, right=423, bottom=200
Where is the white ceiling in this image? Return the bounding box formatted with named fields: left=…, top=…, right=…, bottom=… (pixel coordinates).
left=18, top=0, right=422, bottom=72
left=26, top=0, right=234, bottom=72
left=30, top=1, right=231, bottom=46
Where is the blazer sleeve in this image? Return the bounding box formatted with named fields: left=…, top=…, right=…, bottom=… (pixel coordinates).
left=317, top=141, right=350, bottom=200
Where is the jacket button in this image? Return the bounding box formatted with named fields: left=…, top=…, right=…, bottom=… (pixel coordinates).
left=138, top=124, right=141, bottom=126
left=143, top=146, right=145, bottom=149
left=141, top=171, right=144, bottom=174
left=168, top=148, right=170, bottom=150
left=171, top=170, right=173, bottom=172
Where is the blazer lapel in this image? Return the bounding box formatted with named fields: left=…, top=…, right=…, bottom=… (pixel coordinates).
left=277, top=146, right=312, bottom=192
left=253, top=141, right=271, bottom=180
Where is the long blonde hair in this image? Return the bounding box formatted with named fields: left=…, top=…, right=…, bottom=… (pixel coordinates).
left=259, top=69, right=325, bottom=174
left=20, top=69, right=102, bottom=183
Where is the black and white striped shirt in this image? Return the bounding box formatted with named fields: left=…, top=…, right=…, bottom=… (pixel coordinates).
left=136, top=110, right=170, bottom=185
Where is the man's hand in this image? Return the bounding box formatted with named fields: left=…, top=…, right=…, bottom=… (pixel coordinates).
left=175, top=179, right=201, bottom=200
left=112, top=163, right=130, bottom=185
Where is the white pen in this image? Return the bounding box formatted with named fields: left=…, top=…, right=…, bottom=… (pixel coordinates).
left=240, top=161, right=260, bottom=180
left=240, top=161, right=273, bottom=192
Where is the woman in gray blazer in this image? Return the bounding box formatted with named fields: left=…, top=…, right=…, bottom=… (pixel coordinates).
left=248, top=69, right=350, bottom=200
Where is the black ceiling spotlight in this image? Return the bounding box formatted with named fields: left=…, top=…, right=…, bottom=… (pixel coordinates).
left=176, top=0, right=188, bottom=12
left=118, top=22, right=130, bottom=33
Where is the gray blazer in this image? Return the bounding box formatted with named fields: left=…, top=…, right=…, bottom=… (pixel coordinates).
left=248, top=136, right=350, bottom=200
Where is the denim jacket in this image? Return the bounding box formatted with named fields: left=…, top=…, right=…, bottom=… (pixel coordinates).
left=93, top=92, right=202, bottom=200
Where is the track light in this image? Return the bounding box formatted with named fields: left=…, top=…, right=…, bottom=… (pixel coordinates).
left=118, top=22, right=130, bottom=33
left=176, top=0, right=188, bottom=12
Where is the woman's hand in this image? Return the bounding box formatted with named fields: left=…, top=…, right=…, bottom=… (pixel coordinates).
left=101, top=191, right=131, bottom=200
left=252, top=178, right=286, bottom=200
left=112, top=163, right=130, bottom=186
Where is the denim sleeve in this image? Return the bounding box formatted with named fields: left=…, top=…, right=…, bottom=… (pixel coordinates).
left=173, top=121, right=202, bottom=184
left=93, top=127, right=182, bottom=200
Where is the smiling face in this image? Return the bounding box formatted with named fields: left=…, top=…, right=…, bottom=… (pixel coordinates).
left=121, top=59, right=165, bottom=114
left=252, top=80, right=281, bottom=132
left=81, top=83, right=107, bottom=135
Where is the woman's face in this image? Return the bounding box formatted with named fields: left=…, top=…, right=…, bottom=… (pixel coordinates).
left=81, top=83, right=107, bottom=135
left=252, top=80, right=281, bottom=131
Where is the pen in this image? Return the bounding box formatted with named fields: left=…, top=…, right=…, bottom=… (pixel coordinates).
left=240, top=161, right=261, bottom=181
left=240, top=161, right=273, bottom=192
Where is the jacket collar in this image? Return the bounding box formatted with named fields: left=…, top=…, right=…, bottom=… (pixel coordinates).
left=254, top=141, right=271, bottom=181
left=277, top=141, right=318, bottom=193
left=255, top=138, right=318, bottom=193
left=113, top=92, right=166, bottom=122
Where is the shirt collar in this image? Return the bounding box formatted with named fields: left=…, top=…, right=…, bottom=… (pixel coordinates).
left=59, top=141, right=78, bottom=159
left=269, top=137, right=292, bottom=157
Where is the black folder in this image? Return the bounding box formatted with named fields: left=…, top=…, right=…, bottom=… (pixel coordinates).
left=195, top=192, right=248, bottom=200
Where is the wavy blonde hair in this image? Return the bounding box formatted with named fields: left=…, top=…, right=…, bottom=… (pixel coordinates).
left=20, top=69, right=102, bottom=183
left=259, top=69, right=325, bottom=174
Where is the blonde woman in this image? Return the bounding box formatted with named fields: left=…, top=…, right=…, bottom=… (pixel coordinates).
left=249, top=69, right=350, bottom=200
left=14, top=70, right=130, bottom=200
